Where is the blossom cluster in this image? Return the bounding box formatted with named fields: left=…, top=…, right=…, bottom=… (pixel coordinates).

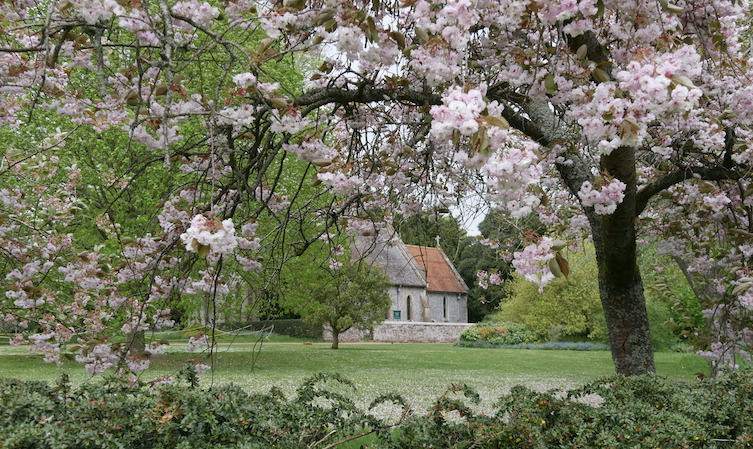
left=414, top=0, right=479, bottom=49
left=188, top=333, right=209, bottom=352
left=172, top=0, right=221, bottom=28
left=180, top=214, right=238, bottom=256
left=570, top=46, right=704, bottom=155
left=476, top=270, right=503, bottom=290
left=283, top=139, right=338, bottom=163
left=512, top=237, right=556, bottom=291
left=483, top=143, right=545, bottom=218
left=68, top=0, right=126, bottom=25
left=232, top=72, right=257, bottom=89
left=270, top=109, right=312, bottom=135
left=430, top=86, right=487, bottom=141
left=703, top=192, right=732, bottom=218
left=577, top=179, right=627, bottom=215
left=75, top=344, right=120, bottom=375
left=317, top=172, right=364, bottom=196
left=256, top=186, right=291, bottom=214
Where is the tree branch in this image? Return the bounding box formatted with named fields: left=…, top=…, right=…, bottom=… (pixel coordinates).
left=294, top=84, right=442, bottom=108
left=635, top=164, right=742, bottom=216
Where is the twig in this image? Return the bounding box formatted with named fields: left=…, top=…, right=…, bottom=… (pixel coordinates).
left=320, top=430, right=373, bottom=449
left=308, top=430, right=336, bottom=449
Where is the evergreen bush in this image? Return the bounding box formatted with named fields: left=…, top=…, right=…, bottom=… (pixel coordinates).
left=3, top=368, right=753, bottom=448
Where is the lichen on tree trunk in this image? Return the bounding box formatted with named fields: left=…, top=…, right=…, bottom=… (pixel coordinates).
left=597, top=145, right=655, bottom=375
left=599, top=268, right=655, bottom=375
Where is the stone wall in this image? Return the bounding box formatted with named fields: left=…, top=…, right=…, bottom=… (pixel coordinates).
left=323, top=321, right=473, bottom=343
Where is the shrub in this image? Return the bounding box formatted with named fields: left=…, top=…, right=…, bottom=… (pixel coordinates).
left=0, top=370, right=388, bottom=449
left=646, top=300, right=677, bottom=351
left=5, top=368, right=753, bottom=448
left=478, top=326, right=498, bottom=341
left=454, top=340, right=609, bottom=350
left=459, top=325, right=481, bottom=342
left=459, top=322, right=537, bottom=345
left=547, top=325, right=565, bottom=342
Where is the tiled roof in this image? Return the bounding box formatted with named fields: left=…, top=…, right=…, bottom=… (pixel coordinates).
left=405, top=245, right=468, bottom=294
left=353, top=237, right=427, bottom=288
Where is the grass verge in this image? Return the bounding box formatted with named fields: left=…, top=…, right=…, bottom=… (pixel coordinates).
left=0, top=342, right=709, bottom=417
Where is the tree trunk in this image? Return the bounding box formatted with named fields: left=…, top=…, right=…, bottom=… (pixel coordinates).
left=126, top=329, right=145, bottom=356
left=597, top=146, right=655, bottom=375
left=598, top=266, right=655, bottom=374
left=331, top=329, right=339, bottom=349
left=526, top=102, right=656, bottom=376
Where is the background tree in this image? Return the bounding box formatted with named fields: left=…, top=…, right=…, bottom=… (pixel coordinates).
left=457, top=210, right=546, bottom=322
left=297, top=260, right=392, bottom=349
left=501, top=244, right=605, bottom=340
left=499, top=242, right=678, bottom=350
left=395, top=211, right=472, bottom=264
left=456, top=242, right=508, bottom=322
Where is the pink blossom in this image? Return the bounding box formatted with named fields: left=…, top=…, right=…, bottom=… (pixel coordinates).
left=172, top=0, right=221, bottom=28
left=270, top=109, right=311, bottom=134
left=126, top=357, right=150, bottom=373
left=512, top=237, right=556, bottom=291
left=317, top=172, right=364, bottom=195
left=180, top=214, right=238, bottom=256
left=194, top=363, right=211, bottom=375
left=476, top=270, right=489, bottom=290
left=76, top=344, right=119, bottom=375
left=703, top=192, right=732, bottom=213
left=430, top=86, right=487, bottom=141
left=188, top=334, right=209, bottom=352
left=232, top=72, right=257, bottom=88
left=578, top=180, right=627, bottom=215
left=70, top=0, right=126, bottom=25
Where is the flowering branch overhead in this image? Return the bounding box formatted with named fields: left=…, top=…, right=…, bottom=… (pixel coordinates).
left=3, top=0, right=753, bottom=377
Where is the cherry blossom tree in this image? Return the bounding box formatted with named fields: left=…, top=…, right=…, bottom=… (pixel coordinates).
left=649, top=176, right=753, bottom=376
left=2, top=0, right=753, bottom=377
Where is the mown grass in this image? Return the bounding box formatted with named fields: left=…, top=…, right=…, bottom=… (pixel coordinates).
left=0, top=340, right=709, bottom=418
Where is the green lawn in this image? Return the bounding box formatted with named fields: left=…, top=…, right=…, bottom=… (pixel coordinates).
left=0, top=342, right=709, bottom=416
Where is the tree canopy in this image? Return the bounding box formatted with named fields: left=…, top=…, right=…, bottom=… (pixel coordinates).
left=297, top=260, right=392, bottom=349
left=2, top=0, right=753, bottom=376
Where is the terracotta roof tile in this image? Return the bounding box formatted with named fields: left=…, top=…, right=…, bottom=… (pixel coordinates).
left=405, top=245, right=468, bottom=293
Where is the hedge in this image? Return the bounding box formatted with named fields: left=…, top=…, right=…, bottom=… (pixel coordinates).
left=2, top=366, right=753, bottom=448
left=454, top=340, right=610, bottom=351
left=225, top=319, right=323, bottom=340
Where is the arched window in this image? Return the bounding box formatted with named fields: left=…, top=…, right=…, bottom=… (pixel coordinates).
left=406, top=295, right=412, bottom=321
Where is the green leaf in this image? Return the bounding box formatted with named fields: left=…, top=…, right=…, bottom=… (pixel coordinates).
left=576, top=44, right=588, bottom=60
left=544, top=74, right=558, bottom=94
left=483, top=114, right=510, bottom=129
left=197, top=244, right=210, bottom=258
left=592, top=67, right=610, bottom=83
